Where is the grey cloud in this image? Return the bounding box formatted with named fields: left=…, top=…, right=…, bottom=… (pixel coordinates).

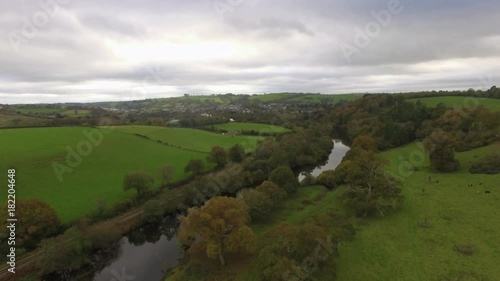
left=0, top=0, right=499, bottom=103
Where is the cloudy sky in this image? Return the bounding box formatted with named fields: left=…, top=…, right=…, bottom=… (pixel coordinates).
left=1, top=0, right=499, bottom=104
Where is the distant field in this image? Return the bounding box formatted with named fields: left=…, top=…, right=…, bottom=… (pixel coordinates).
left=15, top=108, right=64, bottom=114
left=250, top=93, right=360, bottom=103
left=250, top=93, right=297, bottom=102
left=61, top=109, right=91, bottom=117
left=336, top=142, right=500, bottom=281
left=210, top=122, right=291, bottom=134
left=408, top=96, right=500, bottom=111
left=0, top=114, right=51, bottom=127
left=0, top=127, right=208, bottom=222
left=110, top=125, right=262, bottom=152
left=286, top=93, right=360, bottom=104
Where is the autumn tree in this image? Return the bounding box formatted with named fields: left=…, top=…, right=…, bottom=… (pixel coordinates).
left=207, top=146, right=228, bottom=168
left=241, top=181, right=286, bottom=220
left=38, top=227, right=92, bottom=277
left=184, top=159, right=205, bottom=175
left=1, top=199, right=61, bottom=249
left=351, top=134, right=378, bottom=152
left=159, top=164, right=175, bottom=187
left=178, top=197, right=256, bottom=266
left=258, top=223, right=336, bottom=281
left=255, top=180, right=287, bottom=203
left=228, top=144, right=246, bottom=163
left=341, top=151, right=403, bottom=217
left=268, top=166, right=299, bottom=194
left=123, top=171, right=155, bottom=198
left=423, top=131, right=460, bottom=172
left=316, top=160, right=352, bottom=189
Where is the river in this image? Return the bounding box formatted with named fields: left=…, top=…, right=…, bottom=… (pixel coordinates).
left=92, top=218, right=182, bottom=281
left=86, top=139, right=349, bottom=281
left=299, top=139, right=350, bottom=181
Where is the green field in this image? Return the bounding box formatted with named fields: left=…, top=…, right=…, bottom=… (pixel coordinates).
left=61, top=109, right=91, bottom=117
left=0, top=114, right=51, bottom=127
left=169, top=141, right=500, bottom=281
left=0, top=127, right=209, bottom=222
left=210, top=122, right=291, bottom=134
left=408, top=96, right=500, bottom=111
left=249, top=93, right=360, bottom=103
left=286, top=93, right=360, bottom=104
left=250, top=93, right=297, bottom=102
left=15, top=108, right=64, bottom=115
left=110, top=125, right=262, bottom=152
left=336, top=142, right=500, bottom=281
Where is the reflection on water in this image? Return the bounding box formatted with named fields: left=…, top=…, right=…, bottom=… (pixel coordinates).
left=92, top=217, right=182, bottom=281
left=299, top=140, right=350, bottom=181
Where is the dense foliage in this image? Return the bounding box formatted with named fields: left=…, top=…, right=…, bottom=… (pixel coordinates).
left=469, top=154, right=500, bottom=174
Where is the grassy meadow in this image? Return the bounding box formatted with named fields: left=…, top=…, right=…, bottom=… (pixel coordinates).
left=111, top=125, right=262, bottom=152
left=249, top=93, right=360, bottom=103
left=14, top=108, right=64, bottom=115
left=167, top=142, right=500, bottom=281
left=0, top=127, right=210, bottom=222
left=336, top=142, right=500, bottom=281
left=209, top=122, right=291, bottom=134
left=61, top=109, right=92, bottom=117
left=408, top=96, right=500, bottom=111
left=0, top=114, right=51, bottom=127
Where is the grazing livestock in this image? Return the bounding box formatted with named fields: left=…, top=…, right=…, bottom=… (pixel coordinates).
left=485, top=190, right=491, bottom=194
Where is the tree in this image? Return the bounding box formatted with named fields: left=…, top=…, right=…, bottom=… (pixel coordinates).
left=123, top=171, right=155, bottom=198
left=1, top=199, right=61, bottom=249
left=242, top=181, right=287, bottom=220
left=255, top=180, right=287, bottom=203
left=258, top=223, right=335, bottom=281
left=184, top=159, right=205, bottom=175
left=351, top=134, right=378, bottom=152
left=241, top=189, right=270, bottom=220
left=159, top=164, right=175, bottom=187
left=207, top=146, right=228, bottom=168
left=268, top=166, right=299, bottom=194
left=341, top=151, right=403, bottom=217
left=423, top=131, right=460, bottom=172
left=38, top=227, right=92, bottom=277
left=142, top=200, right=165, bottom=224
left=228, top=144, right=246, bottom=163
left=178, top=197, right=256, bottom=266
left=316, top=160, right=352, bottom=189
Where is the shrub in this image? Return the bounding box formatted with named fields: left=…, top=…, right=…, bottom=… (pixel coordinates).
left=469, top=155, right=500, bottom=174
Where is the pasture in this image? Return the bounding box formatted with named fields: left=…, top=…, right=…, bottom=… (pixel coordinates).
left=173, top=142, right=500, bottom=281
left=61, top=109, right=91, bottom=117
left=249, top=93, right=360, bottom=103
left=0, top=127, right=208, bottom=222
left=110, top=125, right=262, bottom=152
left=408, top=96, right=500, bottom=111
left=14, top=108, right=64, bottom=115
left=336, top=142, right=500, bottom=281
left=209, top=122, right=291, bottom=134
left=0, top=114, right=51, bottom=127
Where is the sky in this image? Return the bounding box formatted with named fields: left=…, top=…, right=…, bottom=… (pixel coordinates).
left=0, top=0, right=499, bottom=104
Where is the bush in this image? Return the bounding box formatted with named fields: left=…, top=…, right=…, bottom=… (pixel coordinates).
left=469, top=155, right=500, bottom=174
